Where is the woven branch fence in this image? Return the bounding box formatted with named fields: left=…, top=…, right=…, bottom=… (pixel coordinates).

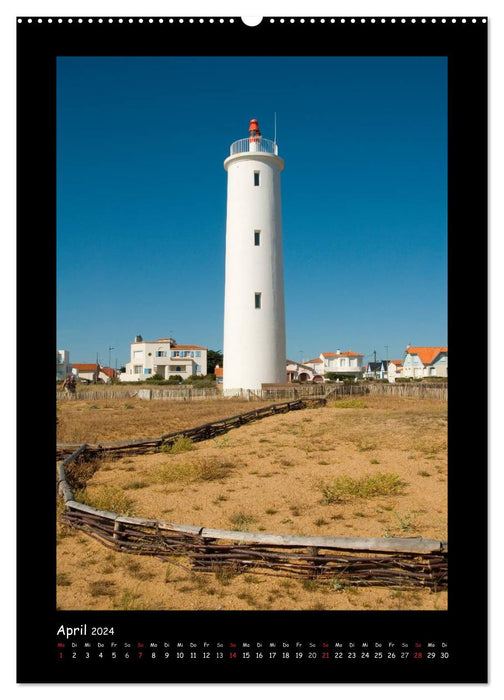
left=57, top=397, right=447, bottom=589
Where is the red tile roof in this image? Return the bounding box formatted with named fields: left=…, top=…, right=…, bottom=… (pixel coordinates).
left=100, top=367, right=115, bottom=378
left=388, top=360, right=403, bottom=367
left=406, top=347, right=447, bottom=365
left=321, top=351, right=363, bottom=357
left=306, top=358, right=323, bottom=364
left=173, top=345, right=207, bottom=350
left=73, top=363, right=99, bottom=371
left=214, top=367, right=223, bottom=377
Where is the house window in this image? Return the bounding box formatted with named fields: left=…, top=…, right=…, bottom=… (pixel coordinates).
left=195, top=351, right=201, bottom=357
left=133, top=365, right=143, bottom=374
left=171, top=351, right=179, bottom=357
left=254, top=230, right=261, bottom=246
left=180, top=351, right=186, bottom=358
left=144, top=368, right=151, bottom=374
left=254, top=171, right=260, bottom=186
left=133, top=350, right=143, bottom=359
left=255, top=292, right=262, bottom=309
left=190, top=351, right=194, bottom=357
left=196, top=364, right=202, bottom=372
left=156, top=350, right=167, bottom=357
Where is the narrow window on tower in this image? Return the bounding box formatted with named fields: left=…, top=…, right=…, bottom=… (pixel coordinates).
left=254, top=230, right=261, bottom=246
left=254, top=171, right=260, bottom=186
left=254, top=292, right=262, bottom=309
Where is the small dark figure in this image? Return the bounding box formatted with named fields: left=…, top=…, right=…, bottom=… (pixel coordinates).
left=62, top=374, right=77, bottom=398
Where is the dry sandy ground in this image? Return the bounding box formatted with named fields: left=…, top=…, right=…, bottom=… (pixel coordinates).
left=57, top=395, right=447, bottom=611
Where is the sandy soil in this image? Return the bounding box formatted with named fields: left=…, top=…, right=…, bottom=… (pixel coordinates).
left=57, top=395, right=448, bottom=611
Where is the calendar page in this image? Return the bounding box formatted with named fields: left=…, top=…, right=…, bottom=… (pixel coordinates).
left=17, top=13, right=487, bottom=684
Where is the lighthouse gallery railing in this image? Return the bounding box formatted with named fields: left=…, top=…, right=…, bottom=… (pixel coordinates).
left=230, top=137, right=278, bottom=156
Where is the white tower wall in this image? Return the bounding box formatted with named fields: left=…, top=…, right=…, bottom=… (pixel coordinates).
left=223, top=138, right=286, bottom=394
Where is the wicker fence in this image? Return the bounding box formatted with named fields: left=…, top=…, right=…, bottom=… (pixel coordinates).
left=366, top=383, right=448, bottom=400
left=56, top=382, right=447, bottom=402
left=57, top=397, right=447, bottom=589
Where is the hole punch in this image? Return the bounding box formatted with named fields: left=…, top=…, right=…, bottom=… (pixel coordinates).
left=241, top=16, right=263, bottom=27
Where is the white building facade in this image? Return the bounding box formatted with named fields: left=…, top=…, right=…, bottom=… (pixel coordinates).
left=320, top=351, right=364, bottom=378
left=402, top=346, right=448, bottom=378
left=120, top=336, right=207, bottom=382
left=223, top=119, right=286, bottom=394
left=56, top=350, right=71, bottom=380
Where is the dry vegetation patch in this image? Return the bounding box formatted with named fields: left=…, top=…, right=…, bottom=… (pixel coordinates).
left=57, top=394, right=447, bottom=611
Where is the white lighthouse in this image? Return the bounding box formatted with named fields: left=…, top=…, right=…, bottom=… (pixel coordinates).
left=223, top=118, right=286, bottom=394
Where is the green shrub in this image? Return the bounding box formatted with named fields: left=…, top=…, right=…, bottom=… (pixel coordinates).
left=75, top=485, right=135, bottom=515
left=158, top=456, right=234, bottom=484
left=161, top=436, right=195, bottom=454
left=229, top=512, right=256, bottom=530
left=145, top=373, right=165, bottom=382
left=318, top=473, right=406, bottom=504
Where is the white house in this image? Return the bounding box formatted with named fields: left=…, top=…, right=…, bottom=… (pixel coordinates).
left=319, top=351, right=364, bottom=379
left=387, top=360, right=403, bottom=383
left=71, top=363, right=100, bottom=383
left=120, top=336, right=207, bottom=382
left=402, top=346, right=448, bottom=378
left=286, top=360, right=324, bottom=383
left=363, top=361, right=389, bottom=380
left=56, top=350, right=71, bottom=381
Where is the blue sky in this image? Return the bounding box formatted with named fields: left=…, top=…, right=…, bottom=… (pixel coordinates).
left=57, top=55, right=447, bottom=369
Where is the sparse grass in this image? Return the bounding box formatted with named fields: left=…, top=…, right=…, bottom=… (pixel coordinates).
left=418, top=471, right=431, bottom=478
left=158, top=456, right=235, bottom=484
left=161, top=436, right=195, bottom=454
left=123, top=480, right=148, bottom=490
left=384, top=511, right=419, bottom=537
left=318, top=473, right=406, bottom=504
left=331, top=399, right=367, bottom=409
left=57, top=394, right=446, bottom=612
left=229, top=512, right=256, bottom=530
left=314, top=518, right=329, bottom=527
left=124, top=560, right=155, bottom=581
left=213, top=563, right=240, bottom=585
left=89, top=580, right=116, bottom=597
left=112, top=590, right=143, bottom=610
left=212, top=494, right=229, bottom=505
left=56, top=573, right=71, bottom=586
left=370, top=459, right=380, bottom=465
left=75, top=485, right=135, bottom=516
left=357, top=443, right=377, bottom=452
left=302, top=578, right=323, bottom=591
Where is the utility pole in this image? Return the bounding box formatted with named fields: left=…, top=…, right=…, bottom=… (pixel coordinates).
left=108, top=346, right=115, bottom=369
left=373, top=350, right=377, bottom=379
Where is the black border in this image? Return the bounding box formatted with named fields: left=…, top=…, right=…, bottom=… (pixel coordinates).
left=17, top=16, right=488, bottom=683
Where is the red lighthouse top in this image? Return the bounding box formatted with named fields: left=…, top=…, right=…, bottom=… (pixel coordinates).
left=249, top=119, right=261, bottom=142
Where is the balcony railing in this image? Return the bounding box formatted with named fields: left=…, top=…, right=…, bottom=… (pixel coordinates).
left=229, top=137, right=278, bottom=156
